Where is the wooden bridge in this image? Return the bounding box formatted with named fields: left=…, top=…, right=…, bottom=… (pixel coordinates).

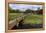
left=8, top=13, right=30, bottom=30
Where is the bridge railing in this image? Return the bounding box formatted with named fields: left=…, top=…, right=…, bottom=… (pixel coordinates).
left=8, top=15, right=25, bottom=30
left=8, top=13, right=30, bottom=30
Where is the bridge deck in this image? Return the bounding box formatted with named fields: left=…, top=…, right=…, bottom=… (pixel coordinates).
left=8, top=14, right=29, bottom=30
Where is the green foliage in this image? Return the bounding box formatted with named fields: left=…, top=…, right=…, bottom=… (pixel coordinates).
left=9, top=13, right=43, bottom=24
left=8, top=6, right=20, bottom=13
left=8, top=6, right=32, bottom=13
left=8, top=5, right=13, bottom=13
left=23, top=14, right=43, bottom=24
left=25, top=9, right=32, bottom=13
left=15, top=9, right=20, bottom=13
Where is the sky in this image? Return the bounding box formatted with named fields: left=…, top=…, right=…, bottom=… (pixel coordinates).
left=9, top=4, right=43, bottom=11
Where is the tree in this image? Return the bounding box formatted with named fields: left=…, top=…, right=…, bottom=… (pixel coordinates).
left=25, top=9, right=32, bottom=13
left=8, top=5, right=13, bottom=13
left=15, top=9, right=20, bottom=13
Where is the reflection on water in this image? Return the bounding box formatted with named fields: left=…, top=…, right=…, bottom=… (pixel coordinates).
left=12, top=22, right=43, bottom=30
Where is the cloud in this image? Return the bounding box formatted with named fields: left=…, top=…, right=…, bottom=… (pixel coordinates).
left=9, top=4, right=43, bottom=10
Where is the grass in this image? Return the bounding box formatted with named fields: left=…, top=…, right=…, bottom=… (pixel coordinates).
left=8, top=13, right=16, bottom=21
left=23, top=14, right=43, bottom=24
left=8, top=13, right=24, bottom=21
left=8, top=13, right=43, bottom=24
